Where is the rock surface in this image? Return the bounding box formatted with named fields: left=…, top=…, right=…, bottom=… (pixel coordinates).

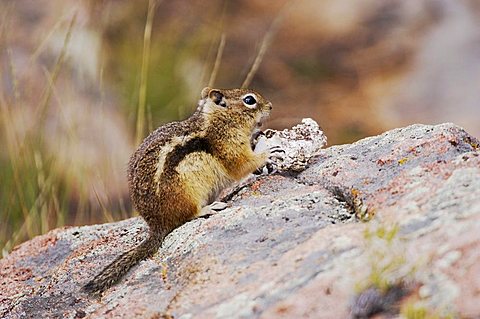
left=1, top=123, right=479, bottom=319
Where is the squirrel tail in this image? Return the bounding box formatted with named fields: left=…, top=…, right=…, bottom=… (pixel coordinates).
left=82, top=231, right=164, bottom=294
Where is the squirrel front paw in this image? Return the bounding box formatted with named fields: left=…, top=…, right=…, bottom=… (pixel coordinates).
left=253, top=133, right=285, bottom=174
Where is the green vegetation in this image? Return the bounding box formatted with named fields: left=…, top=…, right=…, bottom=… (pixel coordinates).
left=401, top=302, right=455, bottom=319
left=354, top=224, right=456, bottom=318
left=356, top=224, right=412, bottom=293
left=0, top=3, right=198, bottom=255
left=0, top=14, right=77, bottom=254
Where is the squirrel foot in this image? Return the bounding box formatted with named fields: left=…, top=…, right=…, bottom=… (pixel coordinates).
left=198, top=201, right=228, bottom=218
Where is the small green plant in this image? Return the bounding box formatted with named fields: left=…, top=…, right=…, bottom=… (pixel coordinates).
left=351, top=224, right=414, bottom=318
left=402, top=303, right=429, bottom=319
left=356, top=224, right=411, bottom=293
left=351, top=188, right=375, bottom=221
left=353, top=224, right=457, bottom=319
left=401, top=301, right=455, bottom=319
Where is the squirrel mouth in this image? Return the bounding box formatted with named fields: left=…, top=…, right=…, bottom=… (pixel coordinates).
left=251, top=128, right=262, bottom=140
left=250, top=129, right=262, bottom=150
left=250, top=111, right=270, bottom=149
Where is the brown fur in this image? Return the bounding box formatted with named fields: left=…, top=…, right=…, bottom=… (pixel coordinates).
left=83, top=87, right=272, bottom=294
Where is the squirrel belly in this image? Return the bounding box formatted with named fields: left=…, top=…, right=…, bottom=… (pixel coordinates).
left=82, top=87, right=272, bottom=294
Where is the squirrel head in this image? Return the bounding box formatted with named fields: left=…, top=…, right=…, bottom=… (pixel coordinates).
left=197, top=87, right=272, bottom=134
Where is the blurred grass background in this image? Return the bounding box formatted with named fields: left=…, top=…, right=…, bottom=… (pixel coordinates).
left=1, top=0, right=479, bottom=256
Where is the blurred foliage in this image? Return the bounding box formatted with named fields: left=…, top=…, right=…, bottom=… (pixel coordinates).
left=0, top=136, right=68, bottom=253
left=99, top=0, right=222, bottom=127
left=0, top=0, right=225, bottom=254
left=1, top=0, right=480, bottom=255
left=0, top=11, right=83, bottom=253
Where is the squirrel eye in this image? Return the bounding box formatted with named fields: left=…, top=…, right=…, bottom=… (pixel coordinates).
left=242, top=94, right=257, bottom=107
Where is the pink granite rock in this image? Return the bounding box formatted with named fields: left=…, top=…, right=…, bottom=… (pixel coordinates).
left=1, top=123, right=479, bottom=319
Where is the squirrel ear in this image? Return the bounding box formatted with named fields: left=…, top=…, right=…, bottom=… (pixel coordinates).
left=208, top=89, right=225, bottom=106
left=201, top=87, right=211, bottom=99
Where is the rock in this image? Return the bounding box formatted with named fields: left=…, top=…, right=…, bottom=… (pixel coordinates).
left=1, top=123, right=479, bottom=319
left=255, top=118, right=327, bottom=173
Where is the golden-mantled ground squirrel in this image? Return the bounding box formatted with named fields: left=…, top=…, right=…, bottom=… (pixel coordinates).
left=83, top=87, right=273, bottom=294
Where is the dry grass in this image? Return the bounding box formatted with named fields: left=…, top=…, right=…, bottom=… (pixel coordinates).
left=0, top=11, right=78, bottom=255
left=242, top=1, right=293, bottom=88
left=208, top=33, right=226, bottom=88
left=135, top=0, right=158, bottom=145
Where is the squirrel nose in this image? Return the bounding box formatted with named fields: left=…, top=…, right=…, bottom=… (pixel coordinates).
left=267, top=102, right=273, bottom=110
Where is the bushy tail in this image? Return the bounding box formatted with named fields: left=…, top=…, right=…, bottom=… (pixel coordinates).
left=82, top=232, right=163, bottom=294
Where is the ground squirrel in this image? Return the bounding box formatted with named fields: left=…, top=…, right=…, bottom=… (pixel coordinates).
left=83, top=87, right=273, bottom=294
